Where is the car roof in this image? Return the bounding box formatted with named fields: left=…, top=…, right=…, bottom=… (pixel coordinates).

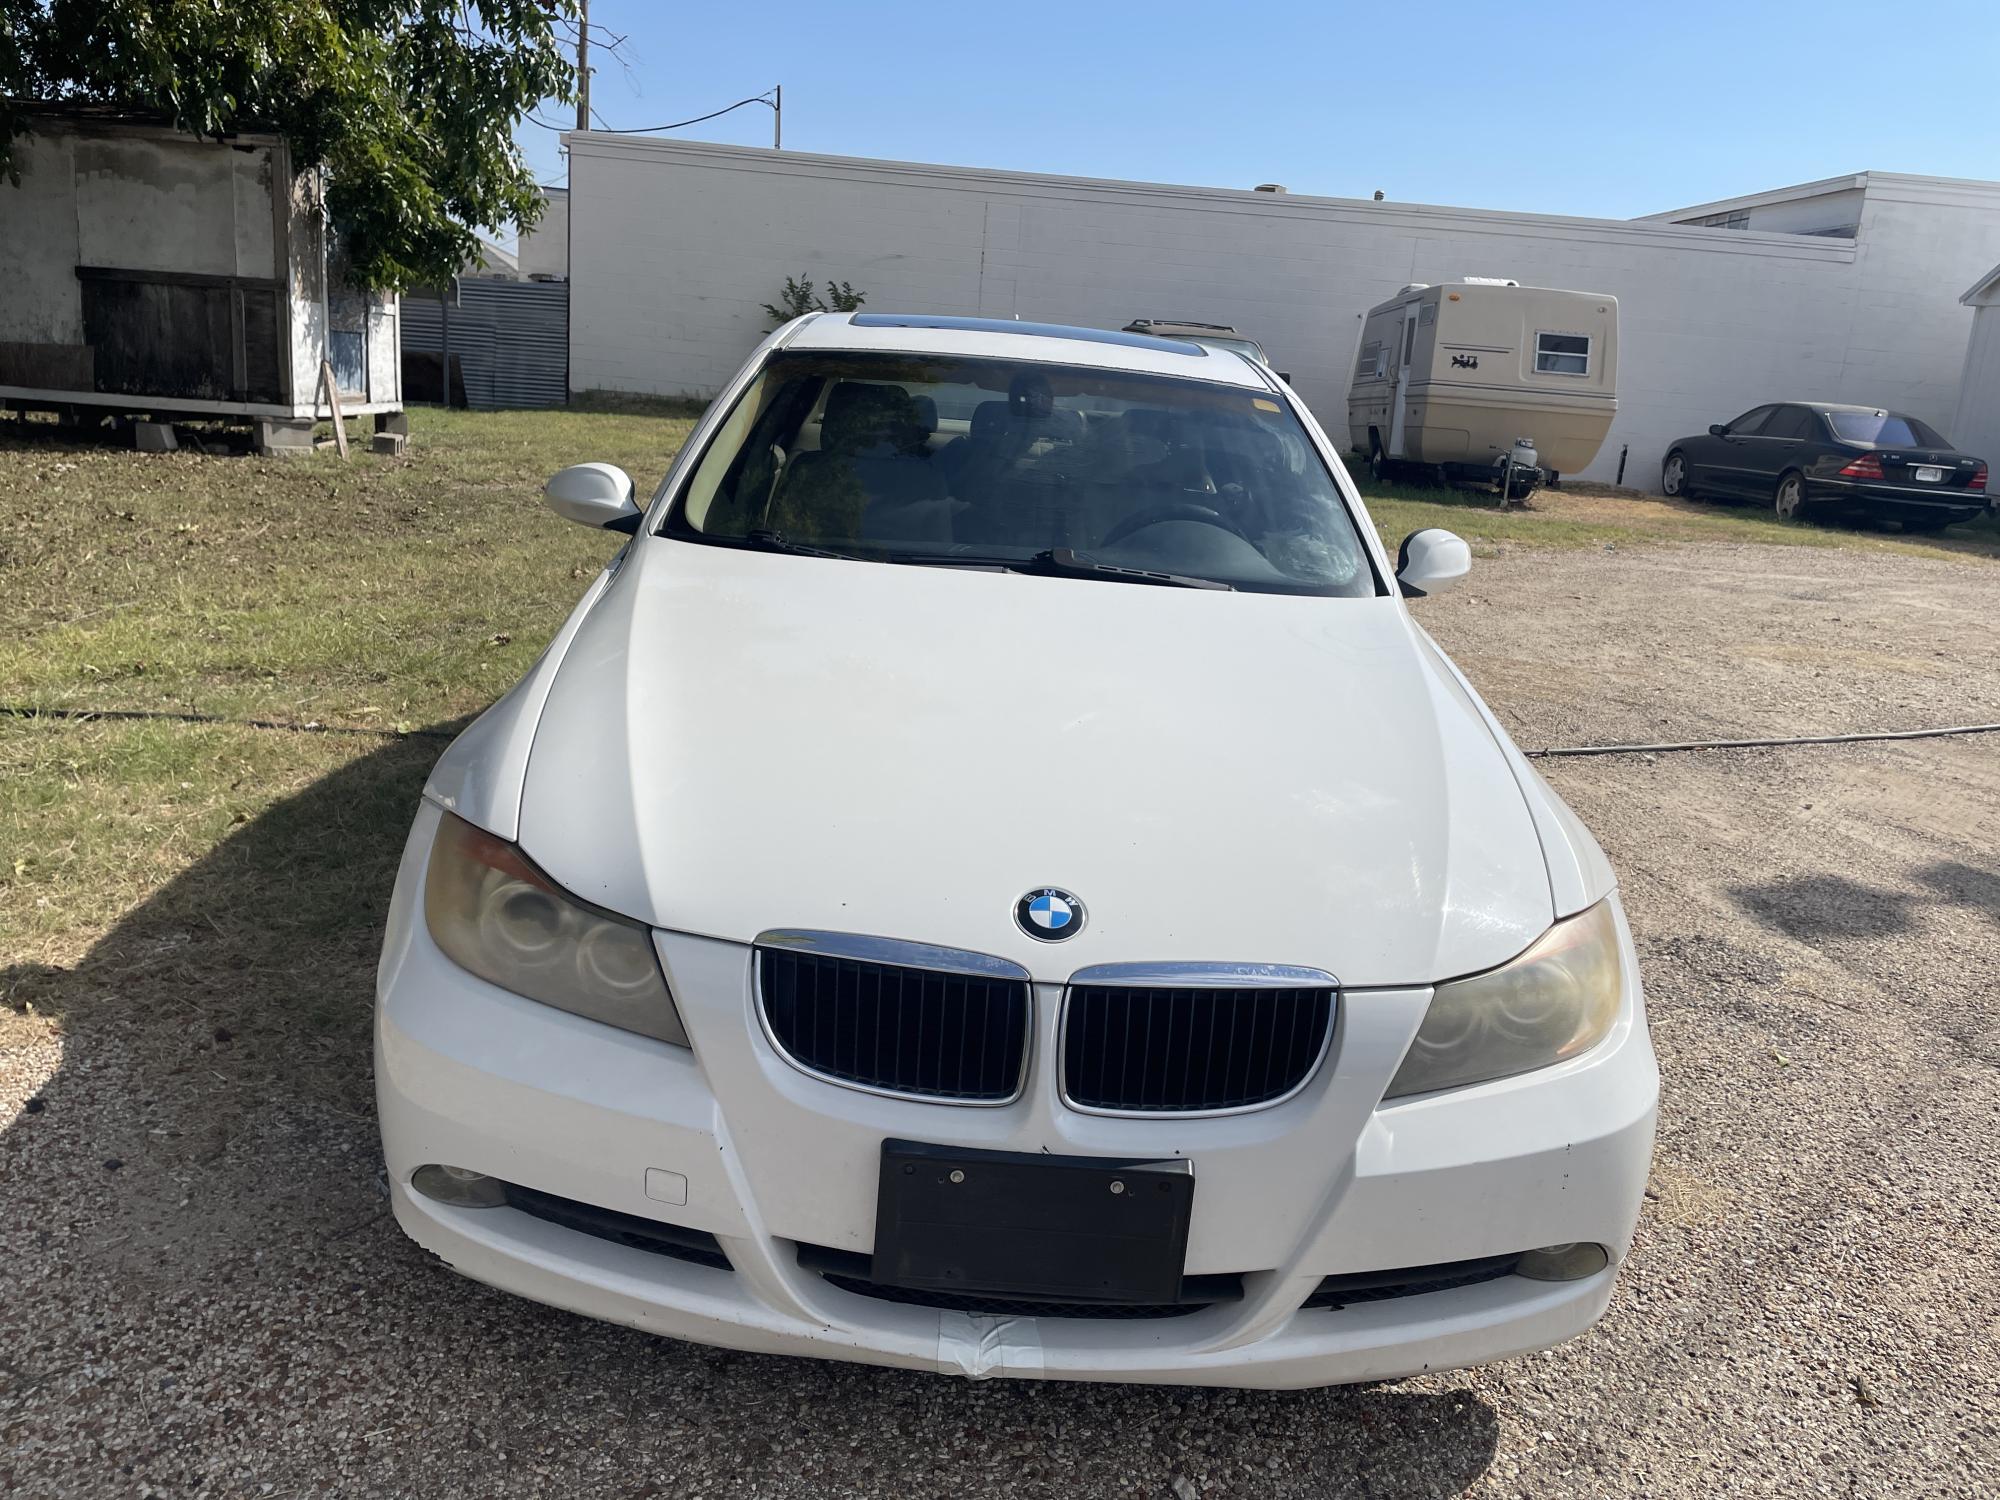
left=1760, top=400, right=1899, bottom=415
left=786, top=312, right=1267, bottom=387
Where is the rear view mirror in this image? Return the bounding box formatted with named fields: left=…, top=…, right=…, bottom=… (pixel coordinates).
left=1708, top=424, right=1728, bottom=437
left=546, top=463, right=642, bottom=533
left=1396, top=528, right=1472, bottom=598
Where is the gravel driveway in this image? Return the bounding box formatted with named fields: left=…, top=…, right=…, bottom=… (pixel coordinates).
left=3, top=540, right=1996, bottom=1498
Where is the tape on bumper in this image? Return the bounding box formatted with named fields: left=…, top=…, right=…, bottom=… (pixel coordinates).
left=937, top=1311, right=1044, bottom=1379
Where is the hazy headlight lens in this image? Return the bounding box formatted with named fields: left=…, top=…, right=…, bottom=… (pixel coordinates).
left=423, top=811, right=691, bottom=1048
left=1384, top=899, right=1623, bottom=1099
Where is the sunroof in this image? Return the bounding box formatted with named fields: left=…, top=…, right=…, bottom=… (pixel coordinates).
left=847, top=313, right=1205, bottom=356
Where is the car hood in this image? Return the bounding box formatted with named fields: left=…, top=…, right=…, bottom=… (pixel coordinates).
left=514, top=540, right=1555, bottom=986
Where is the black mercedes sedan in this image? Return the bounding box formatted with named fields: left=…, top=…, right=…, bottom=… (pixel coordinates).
left=1660, top=403, right=1989, bottom=530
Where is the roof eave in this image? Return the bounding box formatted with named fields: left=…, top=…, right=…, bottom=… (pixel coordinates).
left=1636, top=172, right=1871, bottom=223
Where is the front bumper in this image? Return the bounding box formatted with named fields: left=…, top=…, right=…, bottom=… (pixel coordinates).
left=376, top=802, right=1659, bottom=1387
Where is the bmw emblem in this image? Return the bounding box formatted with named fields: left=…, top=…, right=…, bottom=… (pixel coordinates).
left=1016, top=887, right=1085, bottom=942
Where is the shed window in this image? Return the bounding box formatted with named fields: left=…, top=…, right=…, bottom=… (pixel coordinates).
left=1534, top=332, right=1590, bottom=376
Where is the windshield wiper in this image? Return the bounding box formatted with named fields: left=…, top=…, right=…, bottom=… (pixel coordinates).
left=738, top=529, right=854, bottom=560
left=884, top=550, right=1013, bottom=572
left=1013, top=548, right=1234, bottom=591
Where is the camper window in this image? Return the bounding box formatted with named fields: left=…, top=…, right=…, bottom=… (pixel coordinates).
left=1534, top=332, right=1590, bottom=376
left=1357, top=341, right=1383, bottom=379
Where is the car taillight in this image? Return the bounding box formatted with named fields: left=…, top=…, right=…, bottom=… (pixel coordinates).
left=1972, top=463, right=1988, bottom=493
left=1839, top=454, right=1884, bottom=480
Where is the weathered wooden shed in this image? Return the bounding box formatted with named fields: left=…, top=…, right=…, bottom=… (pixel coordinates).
left=0, top=106, right=402, bottom=451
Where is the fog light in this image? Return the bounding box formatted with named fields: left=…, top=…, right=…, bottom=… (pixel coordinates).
left=411, top=1164, right=508, bottom=1208
left=1515, top=1242, right=1610, bottom=1281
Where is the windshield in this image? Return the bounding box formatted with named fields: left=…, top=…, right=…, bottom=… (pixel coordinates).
left=668, top=351, right=1378, bottom=596
left=1826, top=411, right=1948, bottom=448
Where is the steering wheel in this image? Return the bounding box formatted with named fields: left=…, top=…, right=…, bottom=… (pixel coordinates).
left=1097, top=502, right=1252, bottom=549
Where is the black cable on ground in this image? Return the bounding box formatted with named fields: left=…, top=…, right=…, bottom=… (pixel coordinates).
left=0, top=704, right=454, bottom=740
left=5, top=704, right=1998, bottom=758
left=1526, top=722, right=2000, bottom=758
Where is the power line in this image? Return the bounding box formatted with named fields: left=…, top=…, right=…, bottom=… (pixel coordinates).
left=523, top=89, right=781, bottom=146
left=613, top=91, right=778, bottom=134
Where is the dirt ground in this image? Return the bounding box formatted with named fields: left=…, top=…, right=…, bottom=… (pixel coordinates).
left=2, top=540, right=1997, bottom=1498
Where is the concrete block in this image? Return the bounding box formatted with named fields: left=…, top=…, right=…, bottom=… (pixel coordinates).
left=133, top=421, right=178, bottom=453
left=253, top=418, right=316, bottom=456
left=374, top=410, right=409, bottom=436
left=370, top=431, right=407, bottom=456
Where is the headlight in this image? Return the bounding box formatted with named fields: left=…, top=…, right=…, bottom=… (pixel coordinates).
left=423, top=811, right=691, bottom=1048
left=1383, top=899, right=1623, bottom=1100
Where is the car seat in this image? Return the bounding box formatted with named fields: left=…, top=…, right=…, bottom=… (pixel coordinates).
left=769, top=383, right=944, bottom=541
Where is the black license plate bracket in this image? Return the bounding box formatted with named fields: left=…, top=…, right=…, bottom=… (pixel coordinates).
left=872, top=1139, right=1194, bottom=1304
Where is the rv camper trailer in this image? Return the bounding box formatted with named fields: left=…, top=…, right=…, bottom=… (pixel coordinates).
left=1348, top=279, right=1617, bottom=494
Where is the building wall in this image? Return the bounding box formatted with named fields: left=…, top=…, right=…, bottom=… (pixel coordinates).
left=1669, top=185, right=1866, bottom=237
left=519, top=188, right=569, bottom=280
left=286, top=169, right=328, bottom=412
left=567, top=139, right=2000, bottom=488
left=0, top=128, right=279, bottom=347
left=366, top=294, right=402, bottom=408
left=0, top=131, right=84, bottom=346
left=1843, top=178, right=2000, bottom=425
left=1952, top=303, right=2000, bottom=463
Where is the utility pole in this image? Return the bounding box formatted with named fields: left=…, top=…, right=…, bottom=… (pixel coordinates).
left=773, top=84, right=782, bottom=150
left=576, top=0, right=591, bottom=133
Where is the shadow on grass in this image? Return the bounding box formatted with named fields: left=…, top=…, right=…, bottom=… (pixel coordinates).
left=0, top=408, right=145, bottom=457
left=570, top=389, right=712, bottom=420
left=0, top=720, right=1502, bottom=1497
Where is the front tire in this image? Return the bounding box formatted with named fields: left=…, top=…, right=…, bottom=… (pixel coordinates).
left=1662, top=450, right=1691, bottom=499
left=1774, top=470, right=1809, bottom=522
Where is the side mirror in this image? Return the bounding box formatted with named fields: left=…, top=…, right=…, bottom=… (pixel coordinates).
left=1708, top=423, right=1728, bottom=437
left=546, top=463, right=642, bottom=533
left=1396, top=528, right=1472, bottom=598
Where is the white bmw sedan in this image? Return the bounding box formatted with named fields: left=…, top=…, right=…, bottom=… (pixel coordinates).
left=376, top=312, right=1657, bottom=1388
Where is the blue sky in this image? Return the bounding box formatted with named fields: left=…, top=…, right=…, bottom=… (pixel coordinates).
left=521, top=0, right=2000, bottom=220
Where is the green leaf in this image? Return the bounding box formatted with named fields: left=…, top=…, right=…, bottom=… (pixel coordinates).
left=0, top=0, right=579, bottom=291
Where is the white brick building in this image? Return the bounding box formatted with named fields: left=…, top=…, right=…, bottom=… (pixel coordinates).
left=1953, top=261, right=2000, bottom=473
left=564, top=136, right=2000, bottom=487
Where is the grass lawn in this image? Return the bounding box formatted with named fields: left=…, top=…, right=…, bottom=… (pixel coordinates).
left=3, top=400, right=1995, bottom=1019
left=1353, top=463, right=2000, bottom=559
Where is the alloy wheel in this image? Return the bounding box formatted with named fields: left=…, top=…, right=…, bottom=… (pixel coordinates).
left=1775, top=474, right=1805, bottom=520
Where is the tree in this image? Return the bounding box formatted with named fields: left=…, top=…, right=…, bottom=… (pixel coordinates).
left=761, top=274, right=868, bottom=327
left=0, top=0, right=575, bottom=292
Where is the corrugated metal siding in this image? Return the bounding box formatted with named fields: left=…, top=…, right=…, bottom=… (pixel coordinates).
left=402, top=280, right=568, bottom=409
